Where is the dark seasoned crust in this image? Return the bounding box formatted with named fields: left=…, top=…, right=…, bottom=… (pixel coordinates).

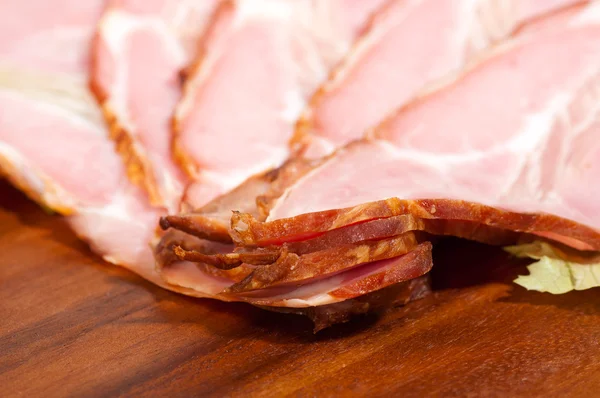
left=154, top=229, right=253, bottom=283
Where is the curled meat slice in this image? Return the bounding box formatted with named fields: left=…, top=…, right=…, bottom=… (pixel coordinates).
left=228, top=232, right=422, bottom=293
left=229, top=242, right=433, bottom=307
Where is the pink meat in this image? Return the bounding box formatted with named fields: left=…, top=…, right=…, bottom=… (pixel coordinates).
left=0, top=0, right=169, bottom=284
left=0, top=0, right=222, bottom=292
left=518, top=0, right=588, bottom=21
left=176, top=0, right=387, bottom=209
left=294, top=0, right=589, bottom=158
left=91, top=0, right=220, bottom=211
left=0, top=0, right=106, bottom=75
left=0, top=0, right=421, bottom=310
left=266, top=7, right=600, bottom=251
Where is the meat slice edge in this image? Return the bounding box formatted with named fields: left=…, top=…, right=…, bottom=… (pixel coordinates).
left=90, top=0, right=220, bottom=211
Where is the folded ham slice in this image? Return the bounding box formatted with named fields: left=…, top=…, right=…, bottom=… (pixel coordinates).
left=229, top=242, right=432, bottom=307
left=292, top=0, right=589, bottom=157
left=91, top=0, right=220, bottom=211
left=231, top=9, right=600, bottom=252
left=157, top=232, right=432, bottom=305
left=175, top=0, right=387, bottom=209
left=226, top=232, right=423, bottom=292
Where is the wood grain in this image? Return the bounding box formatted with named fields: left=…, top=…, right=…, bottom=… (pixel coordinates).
left=1, top=181, right=599, bottom=397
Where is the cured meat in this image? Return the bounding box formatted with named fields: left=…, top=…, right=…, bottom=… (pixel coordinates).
left=0, top=0, right=106, bottom=76
left=0, top=0, right=240, bottom=297
left=160, top=166, right=284, bottom=242
left=156, top=0, right=391, bottom=299
left=292, top=0, right=589, bottom=157
left=518, top=0, right=589, bottom=21
left=160, top=157, right=317, bottom=247
left=266, top=274, right=431, bottom=332
left=1, top=69, right=429, bottom=314
left=227, top=232, right=423, bottom=293
left=175, top=0, right=387, bottom=209
left=178, top=214, right=518, bottom=277
left=0, top=0, right=429, bottom=331
left=163, top=0, right=589, bottom=248
left=0, top=0, right=167, bottom=284
left=231, top=8, right=600, bottom=252
left=157, top=233, right=432, bottom=307
left=231, top=213, right=521, bottom=250
left=229, top=242, right=433, bottom=307
left=91, top=0, right=220, bottom=211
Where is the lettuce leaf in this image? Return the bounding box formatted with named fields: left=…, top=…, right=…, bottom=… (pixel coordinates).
left=504, top=241, right=600, bottom=294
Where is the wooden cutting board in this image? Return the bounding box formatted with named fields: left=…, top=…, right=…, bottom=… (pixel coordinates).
left=1, top=181, right=599, bottom=397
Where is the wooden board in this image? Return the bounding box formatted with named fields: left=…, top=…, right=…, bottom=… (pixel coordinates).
left=1, top=181, right=599, bottom=397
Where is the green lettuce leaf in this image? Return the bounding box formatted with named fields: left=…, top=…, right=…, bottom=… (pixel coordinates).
left=504, top=241, right=600, bottom=294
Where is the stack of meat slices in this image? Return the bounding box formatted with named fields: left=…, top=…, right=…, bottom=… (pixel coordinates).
left=159, top=1, right=600, bottom=330
left=1, top=0, right=598, bottom=332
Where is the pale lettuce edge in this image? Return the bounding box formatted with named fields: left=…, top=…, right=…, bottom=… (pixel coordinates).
left=504, top=241, right=600, bottom=294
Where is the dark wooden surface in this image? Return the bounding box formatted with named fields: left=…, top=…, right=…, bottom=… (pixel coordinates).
left=1, top=181, right=599, bottom=398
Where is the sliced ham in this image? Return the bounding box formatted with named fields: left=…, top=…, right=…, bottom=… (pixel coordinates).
left=229, top=242, right=432, bottom=307
left=91, top=0, right=220, bottom=212
left=293, top=0, right=589, bottom=157
left=266, top=274, right=430, bottom=332
left=162, top=0, right=589, bottom=247
left=157, top=232, right=432, bottom=308
left=0, top=0, right=244, bottom=297
left=518, top=0, right=589, bottom=21
left=175, top=0, right=387, bottom=209
left=226, top=232, right=423, bottom=293
left=230, top=6, right=600, bottom=252
left=0, top=0, right=106, bottom=75
left=0, top=0, right=166, bottom=284
left=159, top=157, right=317, bottom=246
left=155, top=0, right=393, bottom=302
left=0, top=64, right=429, bottom=315
left=231, top=213, right=521, bottom=249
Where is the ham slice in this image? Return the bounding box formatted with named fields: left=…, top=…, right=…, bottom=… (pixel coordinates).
left=229, top=242, right=432, bottom=307
left=226, top=232, right=424, bottom=293
left=293, top=0, right=589, bottom=157
left=0, top=0, right=244, bottom=297
left=231, top=8, right=600, bottom=252
left=266, top=275, right=430, bottom=333
left=231, top=213, right=522, bottom=250
left=91, top=0, right=220, bottom=211
left=157, top=232, right=432, bottom=307
left=0, top=0, right=167, bottom=284
left=175, top=0, right=387, bottom=209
